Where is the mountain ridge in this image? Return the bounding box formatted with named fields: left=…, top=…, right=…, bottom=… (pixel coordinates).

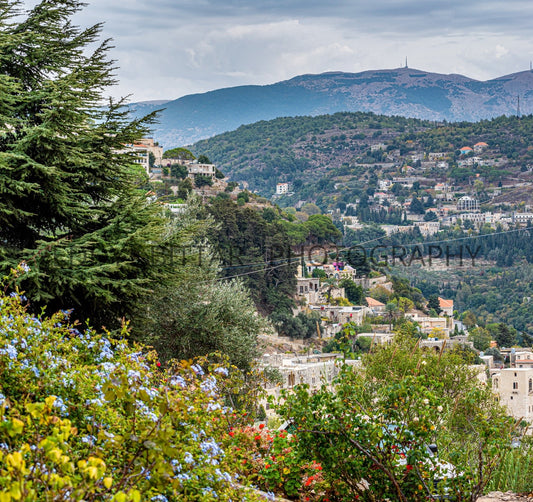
left=128, top=67, right=533, bottom=147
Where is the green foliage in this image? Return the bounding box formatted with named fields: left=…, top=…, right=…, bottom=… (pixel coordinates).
left=270, top=311, right=322, bottom=339
left=177, top=178, right=193, bottom=199
left=237, top=191, right=250, bottom=203
left=423, top=210, right=438, bottom=222
left=276, top=322, right=516, bottom=501
left=170, top=164, right=188, bottom=179
left=197, top=154, right=211, bottom=164
left=311, top=269, right=327, bottom=279
left=0, top=0, right=183, bottom=330
left=303, top=215, right=342, bottom=244
left=409, top=197, right=425, bottom=215
left=468, top=327, right=492, bottom=351
left=488, top=440, right=533, bottom=494
left=163, top=147, right=195, bottom=160
left=206, top=198, right=297, bottom=316
left=339, top=278, right=364, bottom=304
left=129, top=200, right=266, bottom=371
left=488, top=322, right=517, bottom=348
left=0, top=285, right=263, bottom=501
left=427, top=295, right=442, bottom=315
left=194, top=174, right=214, bottom=187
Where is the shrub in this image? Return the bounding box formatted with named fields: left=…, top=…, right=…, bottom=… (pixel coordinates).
left=0, top=271, right=264, bottom=501
left=275, top=323, right=516, bottom=501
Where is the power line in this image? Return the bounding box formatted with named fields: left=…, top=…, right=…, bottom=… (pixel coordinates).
left=210, top=226, right=530, bottom=283
left=220, top=226, right=528, bottom=271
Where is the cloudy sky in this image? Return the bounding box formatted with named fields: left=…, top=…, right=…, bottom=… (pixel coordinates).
left=61, top=0, right=533, bottom=102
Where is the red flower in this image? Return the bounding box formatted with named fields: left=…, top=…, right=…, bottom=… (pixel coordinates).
left=254, top=435, right=261, bottom=441
left=305, top=475, right=315, bottom=486
left=259, top=423, right=265, bottom=429
left=228, top=431, right=234, bottom=437
left=406, top=464, right=413, bottom=472
left=156, top=361, right=161, bottom=367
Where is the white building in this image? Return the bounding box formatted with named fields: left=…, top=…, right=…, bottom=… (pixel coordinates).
left=512, top=213, right=533, bottom=226
left=276, top=183, right=290, bottom=195
left=415, top=221, right=440, bottom=236
left=492, top=368, right=533, bottom=422
left=187, top=163, right=217, bottom=178
left=456, top=196, right=479, bottom=212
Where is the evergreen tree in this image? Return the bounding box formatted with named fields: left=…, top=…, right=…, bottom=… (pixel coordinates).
left=409, top=197, right=425, bottom=215
left=0, top=0, right=187, bottom=327
left=427, top=295, right=442, bottom=315
left=339, top=278, right=364, bottom=304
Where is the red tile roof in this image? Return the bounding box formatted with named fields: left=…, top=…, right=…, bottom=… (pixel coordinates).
left=438, top=297, right=453, bottom=308
left=366, top=297, right=385, bottom=307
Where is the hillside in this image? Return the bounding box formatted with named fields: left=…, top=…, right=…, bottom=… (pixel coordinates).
left=129, top=67, right=533, bottom=146
left=191, top=112, right=533, bottom=206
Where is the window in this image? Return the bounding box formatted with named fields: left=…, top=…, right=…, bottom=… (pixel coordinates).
left=529, top=379, right=532, bottom=393
left=494, top=379, right=499, bottom=389
left=513, top=382, right=518, bottom=390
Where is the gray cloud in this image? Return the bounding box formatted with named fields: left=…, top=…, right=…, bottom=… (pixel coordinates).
left=35, top=0, right=533, bottom=101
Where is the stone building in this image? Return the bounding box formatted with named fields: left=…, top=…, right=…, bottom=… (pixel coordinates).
left=492, top=368, right=533, bottom=422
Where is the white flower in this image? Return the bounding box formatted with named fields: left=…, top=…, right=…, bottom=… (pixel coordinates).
left=423, top=398, right=429, bottom=405
left=437, top=405, right=443, bottom=412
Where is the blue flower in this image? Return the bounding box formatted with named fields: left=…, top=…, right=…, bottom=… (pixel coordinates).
left=169, top=375, right=186, bottom=388
left=191, top=364, right=204, bottom=376
left=0, top=344, right=17, bottom=360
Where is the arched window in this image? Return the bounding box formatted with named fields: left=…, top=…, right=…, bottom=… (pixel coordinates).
left=494, top=378, right=499, bottom=389
left=529, top=378, right=532, bottom=393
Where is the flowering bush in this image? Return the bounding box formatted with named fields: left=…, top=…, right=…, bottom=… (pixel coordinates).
left=275, top=323, right=516, bottom=502
left=228, top=424, right=330, bottom=501
left=0, top=276, right=266, bottom=501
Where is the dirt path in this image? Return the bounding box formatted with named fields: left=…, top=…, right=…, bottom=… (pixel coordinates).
left=478, top=492, right=532, bottom=501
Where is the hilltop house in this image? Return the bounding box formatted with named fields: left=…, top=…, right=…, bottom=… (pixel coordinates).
left=121, top=138, right=163, bottom=175
left=473, top=142, right=489, bottom=153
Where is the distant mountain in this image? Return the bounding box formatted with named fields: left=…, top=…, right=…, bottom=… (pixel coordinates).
left=128, top=67, right=533, bottom=147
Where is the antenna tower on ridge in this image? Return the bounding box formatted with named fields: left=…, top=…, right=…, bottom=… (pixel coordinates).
left=405, top=57, right=408, bottom=68
left=517, top=95, right=521, bottom=118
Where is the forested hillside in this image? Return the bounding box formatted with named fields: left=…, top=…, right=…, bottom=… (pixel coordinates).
left=192, top=112, right=429, bottom=197
left=192, top=112, right=533, bottom=206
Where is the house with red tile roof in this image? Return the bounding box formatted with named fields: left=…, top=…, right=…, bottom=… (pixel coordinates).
left=366, top=297, right=385, bottom=313
left=438, top=297, right=454, bottom=317
left=473, top=142, right=488, bottom=153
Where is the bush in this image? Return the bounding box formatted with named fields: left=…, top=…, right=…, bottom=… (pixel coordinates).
left=0, top=273, right=263, bottom=501
left=276, top=323, right=516, bottom=501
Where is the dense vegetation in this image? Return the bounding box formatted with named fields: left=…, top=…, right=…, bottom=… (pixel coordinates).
left=0, top=279, right=268, bottom=501
left=191, top=112, right=533, bottom=208
left=277, top=323, right=521, bottom=501
left=0, top=0, right=267, bottom=372
left=192, top=112, right=429, bottom=197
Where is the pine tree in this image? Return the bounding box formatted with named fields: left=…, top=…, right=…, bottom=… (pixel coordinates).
left=0, top=0, right=183, bottom=327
